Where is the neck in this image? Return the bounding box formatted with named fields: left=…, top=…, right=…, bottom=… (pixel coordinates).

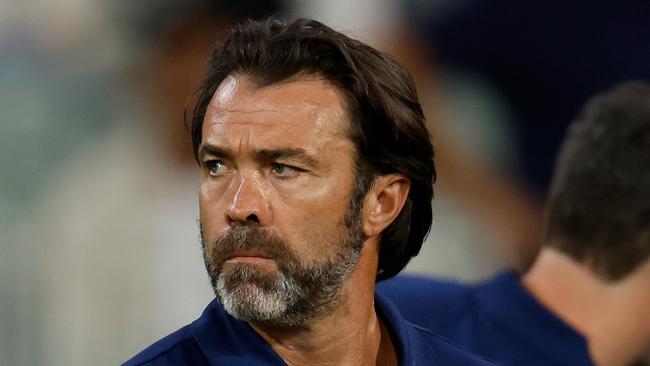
left=523, top=247, right=650, bottom=366
left=250, top=242, right=397, bottom=366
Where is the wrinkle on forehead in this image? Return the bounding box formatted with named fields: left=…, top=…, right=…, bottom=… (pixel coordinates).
left=211, top=73, right=342, bottom=107
left=209, top=102, right=325, bottom=119
left=205, top=74, right=351, bottom=136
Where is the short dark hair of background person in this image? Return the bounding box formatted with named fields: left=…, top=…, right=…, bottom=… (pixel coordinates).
left=545, top=81, right=650, bottom=280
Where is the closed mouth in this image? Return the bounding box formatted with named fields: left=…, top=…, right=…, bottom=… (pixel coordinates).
left=226, top=251, right=272, bottom=260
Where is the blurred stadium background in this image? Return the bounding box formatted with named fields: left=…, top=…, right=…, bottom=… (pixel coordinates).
left=1, top=0, right=648, bottom=364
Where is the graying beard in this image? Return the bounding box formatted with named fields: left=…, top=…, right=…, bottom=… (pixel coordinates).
left=215, top=248, right=360, bottom=327
left=203, top=177, right=365, bottom=327
left=216, top=269, right=303, bottom=326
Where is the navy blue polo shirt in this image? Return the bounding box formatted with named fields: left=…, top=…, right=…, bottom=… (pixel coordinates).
left=377, top=270, right=594, bottom=366
left=123, top=293, right=495, bottom=365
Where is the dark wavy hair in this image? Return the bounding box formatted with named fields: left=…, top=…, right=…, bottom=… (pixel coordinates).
left=546, top=81, right=650, bottom=280
left=190, top=17, right=436, bottom=280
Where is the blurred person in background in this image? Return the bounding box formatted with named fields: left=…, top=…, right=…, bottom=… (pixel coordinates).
left=379, top=81, right=650, bottom=366
left=125, top=17, right=494, bottom=366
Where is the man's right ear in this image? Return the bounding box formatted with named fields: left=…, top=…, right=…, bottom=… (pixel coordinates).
left=361, top=174, right=411, bottom=239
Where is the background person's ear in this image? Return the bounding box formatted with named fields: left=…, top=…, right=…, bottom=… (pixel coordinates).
left=362, top=174, right=411, bottom=238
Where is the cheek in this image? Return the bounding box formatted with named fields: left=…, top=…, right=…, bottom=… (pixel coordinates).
left=273, top=180, right=353, bottom=260
left=274, top=167, right=354, bottom=212
left=199, top=180, right=229, bottom=237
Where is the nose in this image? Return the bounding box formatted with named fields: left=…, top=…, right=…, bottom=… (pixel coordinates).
left=224, top=174, right=271, bottom=227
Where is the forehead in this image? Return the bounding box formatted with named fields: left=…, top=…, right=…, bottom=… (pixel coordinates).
left=202, top=74, right=352, bottom=151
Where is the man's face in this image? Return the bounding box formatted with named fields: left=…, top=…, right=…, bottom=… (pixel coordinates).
left=199, top=74, right=365, bottom=326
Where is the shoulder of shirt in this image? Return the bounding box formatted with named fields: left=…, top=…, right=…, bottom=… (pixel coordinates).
left=377, top=275, right=478, bottom=321
left=407, top=320, right=497, bottom=365
left=378, top=274, right=473, bottom=297
left=122, top=324, right=198, bottom=366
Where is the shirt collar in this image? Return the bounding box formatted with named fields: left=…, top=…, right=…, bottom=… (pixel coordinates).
left=375, top=292, right=414, bottom=365
left=190, top=299, right=287, bottom=365
left=190, top=294, right=418, bottom=366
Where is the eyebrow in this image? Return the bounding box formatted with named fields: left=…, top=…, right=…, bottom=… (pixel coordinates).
left=198, top=144, right=234, bottom=162
left=257, top=148, right=319, bottom=168
left=198, top=144, right=319, bottom=168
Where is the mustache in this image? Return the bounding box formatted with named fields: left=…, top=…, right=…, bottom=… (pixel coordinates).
left=207, top=226, right=299, bottom=271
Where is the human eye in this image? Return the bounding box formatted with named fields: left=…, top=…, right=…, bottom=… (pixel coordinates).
left=204, top=160, right=229, bottom=177
left=270, top=163, right=302, bottom=178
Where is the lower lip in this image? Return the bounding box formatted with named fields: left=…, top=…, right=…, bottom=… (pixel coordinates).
left=225, top=256, right=275, bottom=265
